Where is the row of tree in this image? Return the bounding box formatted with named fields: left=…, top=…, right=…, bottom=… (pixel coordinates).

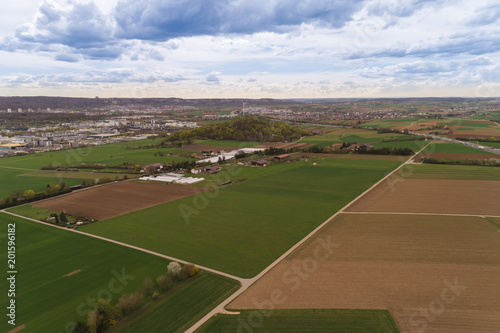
left=73, top=262, right=199, bottom=333
left=422, top=157, right=500, bottom=166
left=354, top=147, right=414, bottom=155
left=0, top=181, right=68, bottom=208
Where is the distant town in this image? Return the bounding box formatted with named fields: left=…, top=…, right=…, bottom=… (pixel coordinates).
left=1, top=96, right=499, bottom=158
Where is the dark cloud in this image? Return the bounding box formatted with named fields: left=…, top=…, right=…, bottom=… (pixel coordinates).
left=114, top=0, right=366, bottom=40
left=204, top=72, right=221, bottom=84
left=2, top=0, right=366, bottom=59
left=347, top=31, right=500, bottom=60
left=54, top=53, right=79, bottom=62
left=16, top=1, right=115, bottom=49
left=468, top=4, right=500, bottom=27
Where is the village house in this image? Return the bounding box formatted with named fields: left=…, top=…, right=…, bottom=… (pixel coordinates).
left=250, top=160, right=268, bottom=167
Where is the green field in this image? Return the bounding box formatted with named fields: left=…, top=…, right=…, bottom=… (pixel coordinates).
left=359, top=118, right=418, bottom=129
left=394, top=163, right=500, bottom=180
left=110, top=273, right=239, bottom=333
left=0, top=139, right=195, bottom=170
left=19, top=170, right=138, bottom=180
left=0, top=166, right=88, bottom=198
left=0, top=138, right=195, bottom=198
left=0, top=214, right=238, bottom=333
left=196, top=309, right=399, bottom=333
left=301, top=128, right=423, bottom=149
left=478, top=141, right=500, bottom=149
left=422, top=143, right=493, bottom=154
left=8, top=204, right=74, bottom=221
left=81, top=157, right=401, bottom=277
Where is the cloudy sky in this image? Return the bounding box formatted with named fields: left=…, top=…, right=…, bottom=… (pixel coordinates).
left=1, top=0, right=500, bottom=99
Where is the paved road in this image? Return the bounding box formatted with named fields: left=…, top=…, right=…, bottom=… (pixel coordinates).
left=409, top=131, right=500, bottom=156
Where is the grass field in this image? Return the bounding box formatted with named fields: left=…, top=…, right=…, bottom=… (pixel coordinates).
left=0, top=138, right=194, bottom=198
left=110, top=273, right=239, bottom=333
left=478, top=141, right=500, bottom=148
left=196, top=309, right=399, bottom=333
left=422, top=142, right=493, bottom=154
left=359, top=118, right=418, bottom=129
left=0, top=166, right=88, bottom=198
left=0, top=214, right=238, bottom=333
left=19, top=170, right=138, bottom=180
left=81, top=157, right=401, bottom=278
left=8, top=204, right=72, bottom=221
left=300, top=128, right=423, bottom=149
left=0, top=139, right=195, bottom=170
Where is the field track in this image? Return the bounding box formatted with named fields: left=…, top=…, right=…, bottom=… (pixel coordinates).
left=229, top=213, right=500, bottom=333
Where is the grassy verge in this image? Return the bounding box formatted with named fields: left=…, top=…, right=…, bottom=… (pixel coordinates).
left=422, top=143, right=493, bottom=154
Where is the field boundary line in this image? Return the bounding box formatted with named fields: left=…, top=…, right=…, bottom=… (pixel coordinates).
left=0, top=210, right=246, bottom=283
left=184, top=141, right=434, bottom=332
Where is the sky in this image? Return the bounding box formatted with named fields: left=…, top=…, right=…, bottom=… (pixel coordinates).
left=1, top=0, right=500, bottom=99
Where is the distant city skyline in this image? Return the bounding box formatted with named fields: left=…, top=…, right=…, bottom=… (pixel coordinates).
left=1, top=0, right=500, bottom=99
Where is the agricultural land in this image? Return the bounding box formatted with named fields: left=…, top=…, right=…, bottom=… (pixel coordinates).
left=1, top=99, right=500, bottom=332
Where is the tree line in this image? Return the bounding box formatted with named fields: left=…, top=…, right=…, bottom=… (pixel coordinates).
left=72, top=262, right=199, bottom=333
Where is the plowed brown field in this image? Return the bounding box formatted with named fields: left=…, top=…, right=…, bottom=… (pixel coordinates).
left=344, top=179, right=500, bottom=216
left=33, top=181, right=208, bottom=220
left=229, top=214, right=500, bottom=333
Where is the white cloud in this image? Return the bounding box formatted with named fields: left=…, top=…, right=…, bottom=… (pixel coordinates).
left=0, top=0, right=499, bottom=98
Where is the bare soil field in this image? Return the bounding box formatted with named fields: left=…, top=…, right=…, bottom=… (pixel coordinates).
left=229, top=214, right=500, bottom=333
left=253, top=142, right=316, bottom=149
left=181, top=143, right=236, bottom=152
left=451, top=130, right=500, bottom=139
left=33, top=181, right=208, bottom=220
left=344, top=178, right=500, bottom=216
left=416, top=152, right=497, bottom=160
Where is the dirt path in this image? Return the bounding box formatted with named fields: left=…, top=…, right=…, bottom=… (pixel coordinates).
left=1, top=210, right=246, bottom=284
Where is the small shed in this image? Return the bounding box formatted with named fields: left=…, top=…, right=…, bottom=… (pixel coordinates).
left=274, top=154, right=290, bottom=160
left=251, top=160, right=268, bottom=167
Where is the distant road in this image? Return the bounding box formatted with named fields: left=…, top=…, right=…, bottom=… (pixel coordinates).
left=408, top=131, right=500, bottom=156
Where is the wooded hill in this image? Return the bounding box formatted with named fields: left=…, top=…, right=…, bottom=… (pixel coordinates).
left=165, top=116, right=310, bottom=142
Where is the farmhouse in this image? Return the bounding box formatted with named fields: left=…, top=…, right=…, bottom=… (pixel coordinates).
left=352, top=144, right=374, bottom=152
left=274, top=154, right=290, bottom=160
left=142, top=163, right=164, bottom=172
left=191, top=166, right=221, bottom=174
left=251, top=160, right=268, bottom=167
